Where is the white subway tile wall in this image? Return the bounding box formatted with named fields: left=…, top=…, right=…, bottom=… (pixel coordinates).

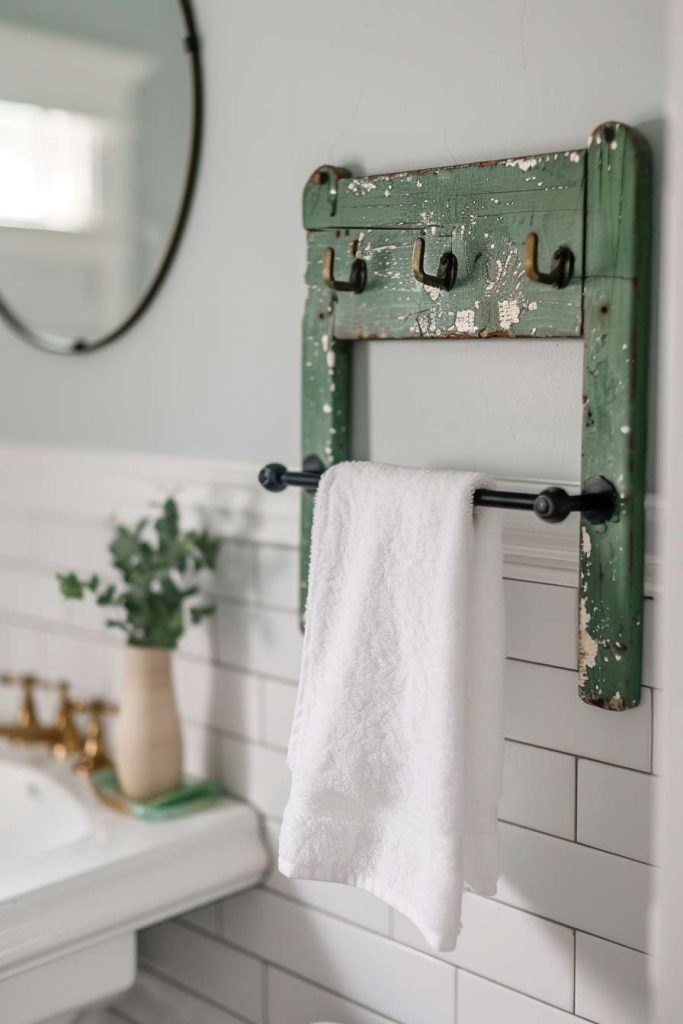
left=574, top=934, right=650, bottom=1024
left=0, top=448, right=655, bottom=1024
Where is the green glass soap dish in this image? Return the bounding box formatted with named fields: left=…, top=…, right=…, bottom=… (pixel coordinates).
left=91, top=769, right=224, bottom=821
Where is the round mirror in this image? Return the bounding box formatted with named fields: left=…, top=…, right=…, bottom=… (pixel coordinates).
left=0, top=0, right=201, bottom=354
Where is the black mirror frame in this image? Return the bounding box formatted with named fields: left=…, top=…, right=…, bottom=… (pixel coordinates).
left=0, top=0, right=203, bottom=355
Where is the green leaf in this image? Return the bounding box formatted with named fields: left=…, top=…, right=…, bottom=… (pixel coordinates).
left=96, top=584, right=118, bottom=606
left=110, top=528, right=140, bottom=568
left=156, top=499, right=180, bottom=547
left=57, top=572, right=85, bottom=599
left=192, top=531, right=221, bottom=570
left=105, top=619, right=129, bottom=633
left=190, top=603, right=216, bottom=624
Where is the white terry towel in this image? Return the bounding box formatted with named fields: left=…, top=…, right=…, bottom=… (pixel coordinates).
left=278, top=462, right=505, bottom=951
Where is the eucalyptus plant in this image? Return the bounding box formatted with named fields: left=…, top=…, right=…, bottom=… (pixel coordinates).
left=57, top=498, right=220, bottom=649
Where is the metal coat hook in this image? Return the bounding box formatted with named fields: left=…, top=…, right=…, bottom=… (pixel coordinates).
left=322, top=247, right=367, bottom=294
left=524, top=232, right=574, bottom=288
left=412, top=237, right=457, bottom=291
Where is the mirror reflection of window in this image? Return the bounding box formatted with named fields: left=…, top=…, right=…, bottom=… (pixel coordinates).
left=0, top=0, right=198, bottom=351
left=0, top=101, right=101, bottom=232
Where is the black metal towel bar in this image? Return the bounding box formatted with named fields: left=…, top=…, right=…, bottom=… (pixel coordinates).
left=258, top=461, right=617, bottom=524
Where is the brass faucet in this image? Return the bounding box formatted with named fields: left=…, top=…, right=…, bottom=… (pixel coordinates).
left=74, top=698, right=118, bottom=776
left=1, top=674, right=118, bottom=776
left=52, top=681, right=86, bottom=758
left=0, top=674, right=58, bottom=744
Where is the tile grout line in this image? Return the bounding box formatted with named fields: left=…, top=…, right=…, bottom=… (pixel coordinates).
left=650, top=687, right=656, bottom=773
left=137, top=962, right=260, bottom=1024
left=504, top=735, right=656, bottom=776
left=572, top=928, right=578, bottom=1014
left=107, top=1011, right=138, bottom=1024
left=574, top=756, right=579, bottom=842
left=495, top=816, right=656, bottom=866
left=261, top=960, right=269, bottom=1024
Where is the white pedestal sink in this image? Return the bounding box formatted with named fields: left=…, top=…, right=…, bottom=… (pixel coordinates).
left=0, top=744, right=268, bottom=1024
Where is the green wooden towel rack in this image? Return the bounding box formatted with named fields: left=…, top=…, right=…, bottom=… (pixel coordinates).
left=260, top=122, right=651, bottom=711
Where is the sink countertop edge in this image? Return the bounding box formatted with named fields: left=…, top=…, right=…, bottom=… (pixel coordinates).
left=0, top=798, right=268, bottom=979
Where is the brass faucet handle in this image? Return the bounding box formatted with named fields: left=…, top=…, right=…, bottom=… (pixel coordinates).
left=73, top=698, right=118, bottom=776
left=51, top=681, right=87, bottom=758
left=1, top=673, right=48, bottom=688
left=0, top=673, right=57, bottom=743
left=88, top=698, right=118, bottom=716
left=53, top=680, right=86, bottom=711
left=19, top=674, right=52, bottom=693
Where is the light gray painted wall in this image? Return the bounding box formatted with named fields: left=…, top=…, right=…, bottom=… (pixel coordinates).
left=0, top=0, right=666, bottom=482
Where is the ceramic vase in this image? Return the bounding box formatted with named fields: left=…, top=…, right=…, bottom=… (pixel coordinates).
left=116, top=645, right=182, bottom=801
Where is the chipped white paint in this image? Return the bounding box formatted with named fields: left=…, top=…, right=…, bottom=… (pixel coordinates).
left=364, top=243, right=399, bottom=254
left=454, top=309, right=476, bottom=333
left=424, top=284, right=441, bottom=301
left=579, top=596, right=599, bottom=684
left=326, top=351, right=336, bottom=369
left=620, top=425, right=632, bottom=434
left=528, top=300, right=538, bottom=311
left=410, top=305, right=441, bottom=337
left=347, top=179, right=377, bottom=194
left=498, top=298, right=521, bottom=330
left=582, top=525, right=592, bottom=556
left=505, top=156, right=538, bottom=172
left=322, top=403, right=332, bottom=414
left=569, top=151, right=581, bottom=163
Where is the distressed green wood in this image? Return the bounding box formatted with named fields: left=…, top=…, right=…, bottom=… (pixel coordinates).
left=304, top=153, right=585, bottom=340
left=578, top=123, right=651, bottom=710
left=307, top=224, right=583, bottom=340
left=300, top=283, right=351, bottom=622
left=303, top=153, right=586, bottom=231
left=299, top=126, right=651, bottom=714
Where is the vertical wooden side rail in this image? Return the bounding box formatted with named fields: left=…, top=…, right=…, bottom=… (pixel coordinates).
left=579, top=123, right=651, bottom=708
left=300, top=290, right=352, bottom=624
left=300, top=170, right=353, bottom=622
left=295, top=135, right=651, bottom=708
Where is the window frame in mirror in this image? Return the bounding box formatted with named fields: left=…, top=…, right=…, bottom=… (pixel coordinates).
left=0, top=0, right=203, bottom=355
